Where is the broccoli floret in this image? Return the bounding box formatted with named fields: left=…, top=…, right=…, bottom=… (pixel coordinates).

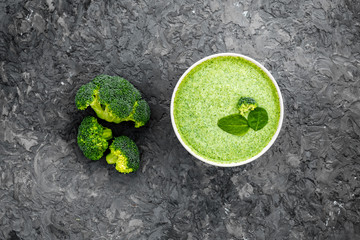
left=127, top=99, right=151, bottom=128
left=77, top=116, right=113, bottom=160
left=75, top=75, right=150, bottom=127
left=106, top=136, right=140, bottom=174
left=75, top=82, right=98, bottom=110
left=237, top=97, right=257, bottom=116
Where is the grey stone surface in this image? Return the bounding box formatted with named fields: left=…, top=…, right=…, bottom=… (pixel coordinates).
left=0, top=0, right=359, bottom=239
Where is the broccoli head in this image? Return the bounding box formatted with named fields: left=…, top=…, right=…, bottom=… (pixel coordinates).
left=77, top=116, right=113, bottom=160
left=237, top=97, right=257, bottom=116
left=75, top=75, right=150, bottom=127
left=106, top=136, right=140, bottom=174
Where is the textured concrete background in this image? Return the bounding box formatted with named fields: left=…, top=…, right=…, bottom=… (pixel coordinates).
left=1, top=0, right=359, bottom=239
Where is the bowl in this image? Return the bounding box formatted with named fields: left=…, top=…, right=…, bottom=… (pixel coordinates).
left=170, top=53, right=284, bottom=167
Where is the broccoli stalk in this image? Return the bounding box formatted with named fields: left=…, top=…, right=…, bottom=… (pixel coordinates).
left=90, top=93, right=121, bottom=124
left=106, top=152, right=122, bottom=165
left=77, top=116, right=113, bottom=160
left=75, top=75, right=151, bottom=127
left=102, top=128, right=113, bottom=140
left=106, top=136, right=140, bottom=174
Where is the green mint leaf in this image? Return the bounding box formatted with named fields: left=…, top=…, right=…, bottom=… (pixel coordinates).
left=217, top=114, right=249, bottom=136
left=248, top=107, right=268, bottom=131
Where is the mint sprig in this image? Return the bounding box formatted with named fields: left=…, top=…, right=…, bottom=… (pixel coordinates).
left=217, top=97, right=269, bottom=136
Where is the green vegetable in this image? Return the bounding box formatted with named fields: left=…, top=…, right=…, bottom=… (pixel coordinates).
left=77, top=116, right=113, bottom=160
left=75, top=75, right=150, bottom=127
left=217, top=114, right=249, bottom=136
left=248, top=107, right=268, bottom=131
left=237, top=97, right=257, bottom=116
left=106, top=136, right=140, bottom=174
left=130, top=99, right=151, bottom=128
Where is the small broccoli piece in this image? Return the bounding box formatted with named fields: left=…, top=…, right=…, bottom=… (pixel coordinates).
left=75, top=82, right=99, bottom=110
left=106, top=136, right=140, bottom=174
left=77, top=116, right=113, bottom=160
left=237, top=97, right=257, bottom=116
left=127, top=99, right=151, bottom=128
left=75, top=75, right=150, bottom=127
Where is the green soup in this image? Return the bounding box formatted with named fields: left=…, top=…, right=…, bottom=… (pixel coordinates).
left=173, top=56, right=281, bottom=164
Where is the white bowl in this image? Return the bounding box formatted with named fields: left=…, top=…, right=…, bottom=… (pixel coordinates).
left=170, top=53, right=284, bottom=167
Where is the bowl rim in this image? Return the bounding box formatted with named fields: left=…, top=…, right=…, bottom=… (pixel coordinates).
left=170, top=52, right=284, bottom=167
